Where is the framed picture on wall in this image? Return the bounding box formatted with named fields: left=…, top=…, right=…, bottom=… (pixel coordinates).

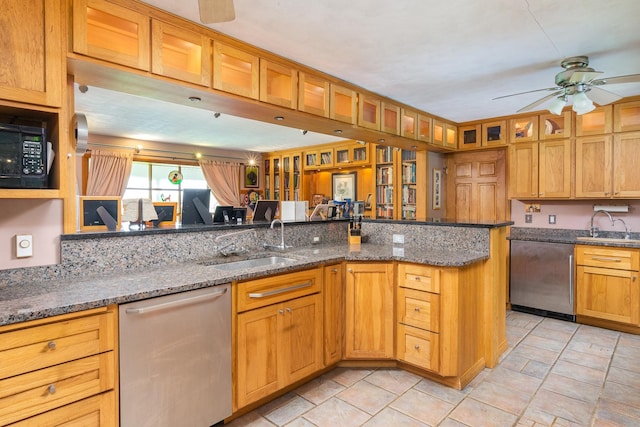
left=332, top=172, right=356, bottom=201
left=432, top=168, right=442, bottom=210
left=243, top=165, right=259, bottom=188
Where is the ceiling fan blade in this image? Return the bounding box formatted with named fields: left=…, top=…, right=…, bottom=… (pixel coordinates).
left=492, top=87, right=560, bottom=101
left=587, top=87, right=623, bottom=105
left=568, top=70, right=603, bottom=84
left=517, top=91, right=564, bottom=113
left=592, top=73, right=640, bottom=86
left=199, top=0, right=235, bottom=24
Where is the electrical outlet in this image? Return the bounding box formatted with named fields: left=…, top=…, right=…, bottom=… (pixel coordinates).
left=525, top=214, right=533, bottom=223
left=548, top=215, right=557, bottom=224
left=393, top=234, right=404, bottom=244
left=312, top=236, right=320, bottom=244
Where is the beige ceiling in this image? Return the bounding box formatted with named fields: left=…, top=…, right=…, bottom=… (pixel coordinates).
left=74, top=0, right=640, bottom=152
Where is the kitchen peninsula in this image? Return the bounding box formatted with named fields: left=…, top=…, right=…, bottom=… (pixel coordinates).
left=0, top=219, right=510, bottom=423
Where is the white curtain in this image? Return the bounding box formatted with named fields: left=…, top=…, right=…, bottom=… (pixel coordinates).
left=85, top=150, right=133, bottom=196
left=199, top=160, right=241, bottom=206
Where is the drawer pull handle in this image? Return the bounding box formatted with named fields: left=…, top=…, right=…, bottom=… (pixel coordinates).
left=414, top=276, right=421, bottom=281
left=47, top=341, right=56, bottom=350
left=331, top=268, right=338, bottom=273
left=414, top=307, right=420, bottom=312
left=48, top=384, right=56, bottom=394
left=249, top=281, right=313, bottom=298
left=414, top=345, right=420, bottom=350
left=591, top=257, right=622, bottom=262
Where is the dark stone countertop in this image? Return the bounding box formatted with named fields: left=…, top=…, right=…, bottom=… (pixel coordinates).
left=0, top=243, right=487, bottom=327
left=508, top=227, right=640, bottom=248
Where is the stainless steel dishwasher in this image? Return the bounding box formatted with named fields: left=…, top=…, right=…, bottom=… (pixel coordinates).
left=510, top=240, right=575, bottom=321
left=119, top=284, right=232, bottom=427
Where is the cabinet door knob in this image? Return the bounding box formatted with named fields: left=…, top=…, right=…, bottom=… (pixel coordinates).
left=48, top=384, right=56, bottom=394
left=331, top=268, right=338, bottom=273
left=414, top=276, right=421, bottom=281
left=414, top=345, right=420, bottom=350
left=47, top=341, right=56, bottom=350
left=414, top=307, right=420, bottom=312
left=286, top=308, right=292, bottom=313
left=279, top=309, right=284, bottom=315
left=348, top=268, right=353, bottom=273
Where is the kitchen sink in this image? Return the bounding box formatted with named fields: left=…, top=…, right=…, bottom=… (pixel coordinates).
left=207, top=256, right=298, bottom=271
left=576, top=236, right=640, bottom=244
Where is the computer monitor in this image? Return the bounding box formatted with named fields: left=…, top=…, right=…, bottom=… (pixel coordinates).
left=213, top=205, right=234, bottom=223
left=252, top=200, right=279, bottom=222
left=181, top=189, right=212, bottom=225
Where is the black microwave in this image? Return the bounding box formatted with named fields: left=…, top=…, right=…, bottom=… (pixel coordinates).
left=0, top=123, right=48, bottom=188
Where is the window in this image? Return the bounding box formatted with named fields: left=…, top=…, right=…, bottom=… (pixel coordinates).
left=123, top=161, right=218, bottom=212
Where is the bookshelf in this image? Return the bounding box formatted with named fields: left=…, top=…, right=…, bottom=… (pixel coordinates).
left=375, top=145, right=396, bottom=219
left=401, top=150, right=417, bottom=220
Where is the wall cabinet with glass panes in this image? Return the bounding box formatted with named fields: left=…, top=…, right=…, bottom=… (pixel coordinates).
left=264, top=152, right=302, bottom=201
left=334, top=141, right=370, bottom=168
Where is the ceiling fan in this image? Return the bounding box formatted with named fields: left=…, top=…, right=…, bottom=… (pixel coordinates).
left=494, top=56, right=640, bottom=115
left=199, top=0, right=236, bottom=23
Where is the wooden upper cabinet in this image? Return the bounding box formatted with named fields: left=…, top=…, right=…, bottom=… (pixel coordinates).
left=509, top=116, right=538, bottom=143
left=401, top=109, right=418, bottom=139
left=575, top=135, right=612, bottom=198
left=432, top=119, right=444, bottom=146
left=508, top=142, right=538, bottom=199
left=73, top=0, right=150, bottom=71
left=381, top=102, right=400, bottom=134
left=575, top=105, right=612, bottom=136
left=539, top=111, right=572, bottom=140
left=330, top=84, right=357, bottom=124
left=298, top=72, right=329, bottom=117
left=0, top=0, right=63, bottom=107
left=417, top=114, right=432, bottom=143
left=613, top=131, right=640, bottom=198
left=445, top=123, right=457, bottom=149
left=482, top=120, right=507, bottom=146
left=260, top=60, right=298, bottom=109
left=151, top=20, right=211, bottom=86
left=614, top=101, right=640, bottom=133
left=358, top=93, right=381, bottom=130
left=458, top=124, right=481, bottom=150
left=213, top=41, right=259, bottom=99
left=538, top=139, right=571, bottom=198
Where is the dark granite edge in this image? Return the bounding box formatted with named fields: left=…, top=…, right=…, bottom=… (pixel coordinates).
left=366, top=219, right=514, bottom=228
left=507, top=227, right=640, bottom=247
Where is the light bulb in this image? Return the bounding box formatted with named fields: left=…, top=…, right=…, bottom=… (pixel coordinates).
left=547, top=96, right=567, bottom=115
left=572, top=91, right=595, bottom=115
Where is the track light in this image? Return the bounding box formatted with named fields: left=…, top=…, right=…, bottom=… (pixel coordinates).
left=301, top=130, right=308, bottom=135
left=547, top=96, right=567, bottom=115
left=213, top=112, right=221, bottom=118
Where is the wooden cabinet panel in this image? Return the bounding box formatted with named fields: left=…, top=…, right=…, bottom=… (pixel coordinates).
left=260, top=60, right=298, bottom=109
left=458, top=125, right=481, bottom=150
left=508, top=142, right=537, bottom=198
left=236, top=269, right=321, bottom=312
left=613, top=131, right=640, bottom=198
left=323, top=264, right=344, bottom=365
left=577, top=246, right=638, bottom=271
left=539, top=111, right=572, bottom=140
left=482, top=120, right=507, bottom=146
left=445, top=124, right=457, bottom=149
left=575, top=135, right=612, bottom=198
left=381, top=102, right=400, bottom=134
left=358, top=94, right=381, bottom=130
left=509, top=116, right=538, bottom=143
left=398, top=288, right=440, bottom=332
left=151, top=20, right=211, bottom=86
left=73, top=0, right=150, bottom=71
left=401, top=109, right=418, bottom=139
left=576, top=105, right=612, bottom=136
left=8, top=392, right=117, bottom=427
left=213, top=41, right=259, bottom=99
left=0, top=0, right=63, bottom=107
left=298, top=72, right=329, bottom=117
left=330, top=84, right=357, bottom=124
left=397, top=263, right=440, bottom=294
left=614, top=101, right=640, bottom=132
left=345, top=263, right=395, bottom=359
left=397, top=324, right=439, bottom=372
left=417, top=114, right=432, bottom=143
left=577, top=265, right=639, bottom=325
left=538, top=139, right=571, bottom=198
left=432, top=119, right=444, bottom=146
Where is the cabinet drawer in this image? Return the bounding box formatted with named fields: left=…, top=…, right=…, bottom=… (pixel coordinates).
left=237, top=268, right=322, bottom=312
left=0, top=352, right=115, bottom=426
left=576, top=246, right=639, bottom=271
left=0, top=310, right=116, bottom=380
left=8, top=391, right=117, bottom=427
left=398, top=287, right=439, bottom=332
left=397, top=263, right=440, bottom=293
left=397, top=324, right=439, bottom=372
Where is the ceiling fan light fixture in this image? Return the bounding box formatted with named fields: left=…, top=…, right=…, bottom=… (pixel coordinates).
left=572, top=91, right=595, bottom=115
left=547, top=96, right=567, bottom=115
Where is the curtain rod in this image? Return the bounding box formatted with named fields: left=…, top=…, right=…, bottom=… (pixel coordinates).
left=86, top=142, right=248, bottom=162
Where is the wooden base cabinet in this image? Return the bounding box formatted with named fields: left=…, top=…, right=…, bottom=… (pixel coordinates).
left=0, top=307, right=117, bottom=426
left=235, top=269, right=323, bottom=409
left=344, top=263, right=395, bottom=359
left=323, top=264, right=344, bottom=366
left=576, top=245, right=640, bottom=326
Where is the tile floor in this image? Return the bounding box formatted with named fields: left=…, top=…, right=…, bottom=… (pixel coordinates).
left=226, top=311, right=640, bottom=426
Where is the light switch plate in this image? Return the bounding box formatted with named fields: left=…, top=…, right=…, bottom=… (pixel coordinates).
left=16, top=234, right=33, bottom=258
left=525, top=214, right=533, bottom=223
left=393, top=234, right=404, bottom=244
left=549, top=215, right=557, bottom=224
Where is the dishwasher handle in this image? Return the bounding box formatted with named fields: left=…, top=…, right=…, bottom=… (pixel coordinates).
left=125, top=287, right=228, bottom=315
left=569, top=254, right=574, bottom=307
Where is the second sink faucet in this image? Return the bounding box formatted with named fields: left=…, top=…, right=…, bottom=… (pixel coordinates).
left=590, top=209, right=631, bottom=239
left=264, top=218, right=291, bottom=251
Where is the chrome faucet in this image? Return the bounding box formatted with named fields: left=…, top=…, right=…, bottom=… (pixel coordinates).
left=590, top=210, right=631, bottom=239
left=264, top=219, right=291, bottom=251
left=590, top=209, right=613, bottom=237
left=215, top=229, right=257, bottom=256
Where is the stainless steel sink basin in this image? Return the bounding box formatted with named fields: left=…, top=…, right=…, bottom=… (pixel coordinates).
left=576, top=236, right=640, bottom=244
left=209, top=256, right=297, bottom=271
